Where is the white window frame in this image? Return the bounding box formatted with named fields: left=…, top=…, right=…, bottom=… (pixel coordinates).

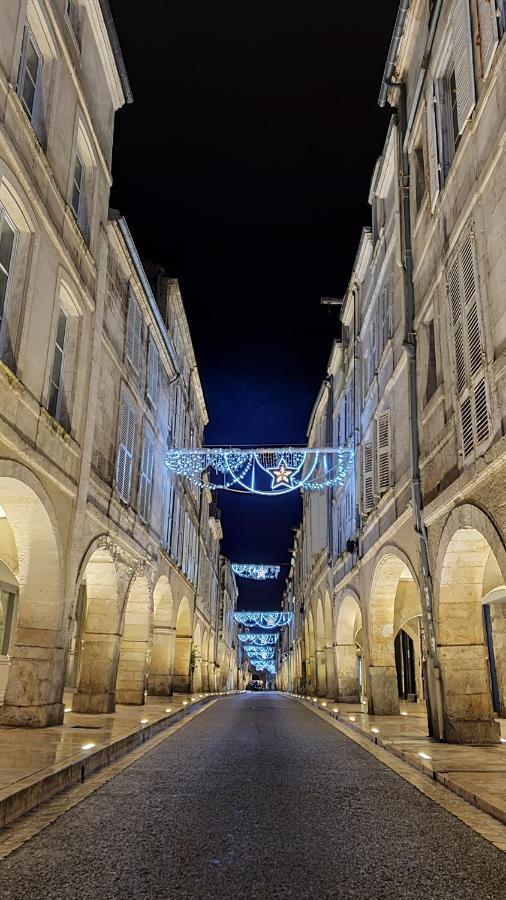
left=125, top=292, right=142, bottom=372
left=146, top=335, right=159, bottom=405
left=0, top=207, right=18, bottom=343
left=17, top=25, right=43, bottom=135
left=138, top=426, right=154, bottom=523
left=115, top=393, right=137, bottom=503
left=374, top=410, right=392, bottom=496
left=47, top=305, right=68, bottom=422
left=70, top=153, right=84, bottom=221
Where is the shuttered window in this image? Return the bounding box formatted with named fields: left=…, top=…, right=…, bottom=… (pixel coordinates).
left=138, top=427, right=154, bottom=522
left=116, top=395, right=136, bottom=502
left=477, top=0, right=499, bottom=78
left=0, top=208, right=17, bottom=336
left=126, top=293, right=142, bottom=371
left=426, top=88, right=440, bottom=210
left=447, top=230, right=490, bottom=460
left=375, top=410, right=391, bottom=495
left=17, top=26, right=42, bottom=128
left=452, top=0, right=476, bottom=133
left=378, top=280, right=391, bottom=360
left=361, top=441, right=374, bottom=514
left=146, top=336, right=159, bottom=405
left=346, top=386, right=354, bottom=441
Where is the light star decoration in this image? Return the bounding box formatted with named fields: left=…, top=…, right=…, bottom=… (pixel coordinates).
left=270, top=459, right=294, bottom=490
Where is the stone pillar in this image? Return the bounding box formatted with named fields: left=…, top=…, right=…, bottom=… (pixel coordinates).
left=490, top=601, right=506, bottom=719
left=73, top=632, right=120, bottom=714
left=116, top=638, right=148, bottom=705
left=336, top=644, right=361, bottom=702
left=439, top=645, right=500, bottom=743
left=315, top=649, right=327, bottom=696
left=173, top=636, right=192, bottom=693
left=0, top=627, right=66, bottom=727
left=368, top=665, right=399, bottom=715
left=325, top=646, right=338, bottom=698
left=200, top=658, right=209, bottom=692
left=147, top=626, right=175, bottom=696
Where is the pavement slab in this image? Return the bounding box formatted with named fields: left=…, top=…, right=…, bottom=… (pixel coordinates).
left=0, top=692, right=505, bottom=900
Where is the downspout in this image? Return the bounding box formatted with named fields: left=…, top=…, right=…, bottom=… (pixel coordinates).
left=397, top=83, right=444, bottom=740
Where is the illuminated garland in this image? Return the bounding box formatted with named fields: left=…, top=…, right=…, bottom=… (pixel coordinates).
left=231, top=563, right=280, bottom=580
left=252, top=661, right=277, bottom=675
left=243, top=646, right=276, bottom=660
left=238, top=633, right=277, bottom=645
left=165, top=447, right=353, bottom=495
left=234, top=611, right=292, bottom=628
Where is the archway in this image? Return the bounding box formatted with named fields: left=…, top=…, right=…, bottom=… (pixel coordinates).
left=148, top=576, right=174, bottom=696
left=73, top=543, right=121, bottom=714
left=314, top=596, right=327, bottom=696
left=436, top=506, right=505, bottom=743
left=173, top=596, right=192, bottom=693
left=116, top=573, right=152, bottom=705
left=335, top=592, right=363, bottom=703
left=369, top=549, right=423, bottom=715
left=0, top=470, right=64, bottom=726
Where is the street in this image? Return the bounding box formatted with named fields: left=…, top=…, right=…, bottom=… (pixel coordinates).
left=0, top=693, right=505, bottom=900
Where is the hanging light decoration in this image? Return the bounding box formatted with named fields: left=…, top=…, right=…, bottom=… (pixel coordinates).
left=238, top=633, right=277, bottom=645
left=234, top=611, right=292, bottom=628
left=252, top=661, right=277, bottom=675
left=165, top=447, right=353, bottom=495
left=231, top=563, right=280, bottom=580
left=242, top=646, right=276, bottom=660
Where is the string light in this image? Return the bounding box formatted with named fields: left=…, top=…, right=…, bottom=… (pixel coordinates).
left=242, top=646, right=276, bottom=660
left=234, top=611, right=292, bottom=628
left=232, top=563, right=281, bottom=580
left=165, top=447, right=353, bottom=495
left=238, top=633, right=277, bottom=645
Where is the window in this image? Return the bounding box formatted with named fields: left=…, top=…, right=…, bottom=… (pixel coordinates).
left=138, top=428, right=154, bottom=523
left=425, top=318, right=438, bottom=403
left=116, top=395, right=137, bottom=502
left=70, top=154, right=84, bottom=221
left=412, top=144, right=426, bottom=212
left=426, top=0, right=476, bottom=208
left=146, top=337, right=159, bottom=405
left=477, top=0, right=499, bottom=78
left=375, top=410, right=391, bottom=496
left=125, top=293, right=142, bottom=371
left=17, top=26, right=42, bottom=126
left=360, top=441, right=374, bottom=514
left=378, top=280, right=391, bottom=361
left=447, top=230, right=491, bottom=460
left=65, top=1, right=81, bottom=45
left=0, top=209, right=16, bottom=338
left=47, top=307, right=68, bottom=422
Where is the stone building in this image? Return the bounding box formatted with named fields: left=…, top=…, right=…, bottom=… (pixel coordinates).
left=283, top=0, right=506, bottom=745
left=0, top=1, right=237, bottom=727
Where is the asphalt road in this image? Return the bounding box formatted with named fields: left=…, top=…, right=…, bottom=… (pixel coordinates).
left=1, top=693, right=505, bottom=900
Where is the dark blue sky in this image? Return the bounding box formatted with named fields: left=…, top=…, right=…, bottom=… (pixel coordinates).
left=109, top=0, right=400, bottom=609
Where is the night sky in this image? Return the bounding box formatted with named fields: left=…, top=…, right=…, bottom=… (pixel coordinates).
left=108, top=0, right=400, bottom=609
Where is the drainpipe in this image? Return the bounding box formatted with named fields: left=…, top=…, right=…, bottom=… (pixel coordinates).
left=397, top=83, right=444, bottom=740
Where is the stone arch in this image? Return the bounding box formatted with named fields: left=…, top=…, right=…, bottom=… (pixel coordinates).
left=335, top=590, right=363, bottom=703
left=369, top=546, right=423, bottom=715
left=173, top=595, right=193, bottom=693
left=434, top=504, right=506, bottom=743
left=0, top=462, right=64, bottom=726
left=147, top=576, right=174, bottom=696
left=73, top=539, right=122, bottom=714
left=116, top=572, right=152, bottom=705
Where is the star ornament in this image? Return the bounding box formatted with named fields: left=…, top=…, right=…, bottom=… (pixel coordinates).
left=270, top=459, right=294, bottom=490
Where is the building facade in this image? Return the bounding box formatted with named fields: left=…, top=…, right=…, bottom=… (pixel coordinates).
left=283, top=0, right=506, bottom=745
left=0, top=0, right=238, bottom=727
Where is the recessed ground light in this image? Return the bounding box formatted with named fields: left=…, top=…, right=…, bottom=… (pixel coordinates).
left=333, top=707, right=339, bottom=713
left=140, top=718, right=149, bottom=724
left=321, top=701, right=327, bottom=707
left=199, top=694, right=204, bottom=698
left=191, top=697, right=196, bottom=701
left=349, top=716, right=356, bottom=721
left=400, top=711, right=408, bottom=716
left=501, top=738, right=506, bottom=744
left=81, top=743, right=95, bottom=751
left=165, top=708, right=172, bottom=713
left=64, top=708, right=72, bottom=713
left=182, top=701, right=188, bottom=706
left=312, top=698, right=317, bottom=703
left=371, top=727, right=380, bottom=734
left=418, top=751, right=432, bottom=760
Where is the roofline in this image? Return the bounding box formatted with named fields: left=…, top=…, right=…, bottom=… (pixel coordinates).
left=378, top=0, right=411, bottom=108
left=98, top=0, right=133, bottom=104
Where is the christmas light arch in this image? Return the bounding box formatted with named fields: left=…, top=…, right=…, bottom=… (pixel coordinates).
left=234, top=611, right=292, bottom=628
left=231, top=563, right=280, bottom=580
left=238, top=633, right=278, bottom=645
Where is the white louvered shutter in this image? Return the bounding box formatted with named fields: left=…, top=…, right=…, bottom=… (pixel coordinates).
left=448, top=231, right=490, bottom=460
left=147, top=337, right=159, bottom=405
left=126, top=293, right=142, bottom=371
left=452, top=0, right=476, bottom=133
left=369, top=318, right=377, bottom=384
left=138, top=430, right=154, bottom=522
left=426, top=89, right=440, bottom=211
left=361, top=441, right=374, bottom=514
left=116, top=396, right=136, bottom=502
left=375, top=410, right=391, bottom=495
left=477, top=0, right=499, bottom=78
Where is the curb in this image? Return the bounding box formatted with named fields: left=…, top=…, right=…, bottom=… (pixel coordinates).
left=0, top=693, right=231, bottom=830
left=291, top=694, right=506, bottom=828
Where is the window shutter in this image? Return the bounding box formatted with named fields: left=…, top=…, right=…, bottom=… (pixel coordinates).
left=477, top=0, right=499, bottom=78
left=426, top=89, right=440, bottom=211
left=116, top=396, right=136, bottom=502
left=452, top=0, right=476, bottom=134
left=347, top=386, right=354, bottom=440
left=361, top=441, right=374, bottom=514
left=448, top=230, right=490, bottom=460
left=375, top=411, right=391, bottom=495
left=138, top=429, right=154, bottom=522
left=147, top=337, right=159, bottom=404
left=126, top=294, right=142, bottom=371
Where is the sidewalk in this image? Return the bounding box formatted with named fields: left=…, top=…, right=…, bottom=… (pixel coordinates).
left=0, top=690, right=229, bottom=829
left=293, top=694, right=506, bottom=827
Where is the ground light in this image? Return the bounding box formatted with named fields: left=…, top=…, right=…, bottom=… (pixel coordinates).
left=371, top=727, right=380, bottom=734
left=81, top=743, right=95, bottom=751
left=140, top=719, right=148, bottom=724
left=165, top=708, right=172, bottom=713
left=418, top=752, right=432, bottom=760
left=182, top=701, right=188, bottom=705
left=349, top=716, right=356, bottom=721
